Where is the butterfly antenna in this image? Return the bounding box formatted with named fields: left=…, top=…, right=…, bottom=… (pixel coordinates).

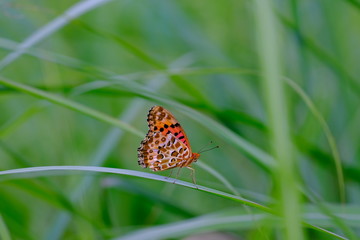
left=197, top=141, right=214, bottom=153
left=198, top=145, right=219, bottom=154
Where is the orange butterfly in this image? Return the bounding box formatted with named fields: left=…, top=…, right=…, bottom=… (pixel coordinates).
left=137, top=106, right=200, bottom=181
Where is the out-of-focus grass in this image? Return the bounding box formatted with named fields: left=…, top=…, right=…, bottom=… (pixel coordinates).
left=255, top=1, right=303, bottom=239
left=0, top=0, right=359, bottom=239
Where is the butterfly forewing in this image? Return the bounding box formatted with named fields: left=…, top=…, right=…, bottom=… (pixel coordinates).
left=147, top=106, right=191, bottom=149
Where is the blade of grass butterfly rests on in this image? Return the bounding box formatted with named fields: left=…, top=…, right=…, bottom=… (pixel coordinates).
left=0, top=166, right=271, bottom=212
left=0, top=166, right=350, bottom=240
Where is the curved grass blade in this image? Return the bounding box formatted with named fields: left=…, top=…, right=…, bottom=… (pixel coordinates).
left=197, top=162, right=240, bottom=197
left=116, top=212, right=269, bottom=240
left=0, top=76, right=143, bottom=138
left=103, top=177, right=196, bottom=218
left=0, top=101, right=48, bottom=139
left=285, top=78, right=345, bottom=203
left=0, top=166, right=271, bottom=212
left=0, top=0, right=114, bottom=70
left=0, top=214, right=11, bottom=240
left=116, top=208, right=355, bottom=240
left=305, top=190, right=359, bottom=240
left=0, top=166, right=349, bottom=240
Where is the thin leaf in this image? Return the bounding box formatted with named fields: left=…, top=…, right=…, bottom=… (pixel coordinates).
left=0, top=166, right=348, bottom=239
left=0, top=76, right=143, bottom=138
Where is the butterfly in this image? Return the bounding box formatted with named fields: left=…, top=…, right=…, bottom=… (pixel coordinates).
left=137, top=106, right=200, bottom=181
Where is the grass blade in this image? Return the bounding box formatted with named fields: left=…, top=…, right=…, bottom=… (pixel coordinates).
left=0, top=0, right=113, bottom=70
left=0, top=166, right=348, bottom=239
left=0, top=76, right=143, bottom=138
left=254, top=0, right=304, bottom=239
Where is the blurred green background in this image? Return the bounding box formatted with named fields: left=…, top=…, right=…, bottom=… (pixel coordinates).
left=0, top=0, right=359, bottom=239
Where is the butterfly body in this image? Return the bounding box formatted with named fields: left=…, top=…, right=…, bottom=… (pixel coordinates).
left=137, top=106, right=200, bottom=172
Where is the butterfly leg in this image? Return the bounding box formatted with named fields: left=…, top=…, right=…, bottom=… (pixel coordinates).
left=173, top=167, right=183, bottom=184
left=165, top=169, right=174, bottom=179
left=187, top=166, right=198, bottom=189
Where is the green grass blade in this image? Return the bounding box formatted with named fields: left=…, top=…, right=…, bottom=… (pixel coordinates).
left=254, top=0, right=304, bottom=239
left=0, top=102, right=48, bottom=139
left=0, top=166, right=270, bottom=212
left=279, top=15, right=360, bottom=96
left=197, top=162, right=240, bottom=197
left=285, top=78, right=345, bottom=203
left=0, top=76, right=143, bottom=138
left=116, top=207, right=354, bottom=240
left=116, top=212, right=269, bottom=240
left=0, top=214, right=11, bottom=240
left=0, top=166, right=349, bottom=239
left=0, top=0, right=113, bottom=70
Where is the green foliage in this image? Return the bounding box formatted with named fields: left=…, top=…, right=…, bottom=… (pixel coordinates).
left=0, top=0, right=359, bottom=239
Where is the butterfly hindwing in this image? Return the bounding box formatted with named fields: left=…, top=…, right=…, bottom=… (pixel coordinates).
left=137, top=131, right=191, bottom=171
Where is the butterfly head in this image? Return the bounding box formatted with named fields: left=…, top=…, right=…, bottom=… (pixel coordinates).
left=191, top=152, right=201, bottom=162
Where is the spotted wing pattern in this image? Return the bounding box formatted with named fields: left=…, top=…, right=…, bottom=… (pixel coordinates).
left=147, top=106, right=191, bottom=147
left=138, top=106, right=200, bottom=171
left=138, top=132, right=190, bottom=171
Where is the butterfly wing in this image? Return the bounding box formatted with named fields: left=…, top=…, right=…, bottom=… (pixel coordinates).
left=137, top=131, right=191, bottom=171
left=147, top=106, right=191, bottom=150
left=138, top=106, right=200, bottom=171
